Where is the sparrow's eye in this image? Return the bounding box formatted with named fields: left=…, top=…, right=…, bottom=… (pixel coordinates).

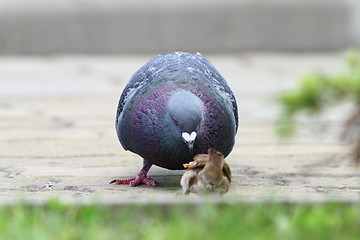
left=172, top=118, right=179, bottom=126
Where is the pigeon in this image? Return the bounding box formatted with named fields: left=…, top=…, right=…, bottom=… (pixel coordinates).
left=181, top=148, right=231, bottom=195
left=111, top=52, right=238, bottom=186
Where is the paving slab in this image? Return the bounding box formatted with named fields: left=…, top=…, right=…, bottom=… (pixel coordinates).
left=0, top=53, right=359, bottom=204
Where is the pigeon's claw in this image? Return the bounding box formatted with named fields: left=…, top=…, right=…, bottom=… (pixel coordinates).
left=130, top=176, right=158, bottom=187
left=110, top=176, right=158, bottom=186
left=109, top=178, right=135, bottom=185
left=110, top=163, right=158, bottom=187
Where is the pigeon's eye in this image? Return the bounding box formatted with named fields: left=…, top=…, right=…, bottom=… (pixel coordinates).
left=198, top=118, right=202, bottom=123
left=172, top=118, right=179, bottom=126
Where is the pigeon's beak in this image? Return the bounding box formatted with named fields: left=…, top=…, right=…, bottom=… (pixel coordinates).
left=182, top=132, right=197, bottom=155
left=185, top=140, right=195, bottom=155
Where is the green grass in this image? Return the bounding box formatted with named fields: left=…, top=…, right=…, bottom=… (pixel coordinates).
left=0, top=200, right=359, bottom=240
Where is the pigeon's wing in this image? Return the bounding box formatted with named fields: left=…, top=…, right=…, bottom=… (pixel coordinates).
left=193, top=53, right=239, bottom=131
left=115, top=57, right=155, bottom=127
left=116, top=52, right=190, bottom=127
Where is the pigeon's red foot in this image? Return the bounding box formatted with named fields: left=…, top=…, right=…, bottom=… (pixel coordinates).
left=110, top=176, right=158, bottom=186
left=110, top=163, right=158, bottom=187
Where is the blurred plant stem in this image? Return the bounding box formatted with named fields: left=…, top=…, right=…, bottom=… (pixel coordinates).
left=275, top=49, right=360, bottom=163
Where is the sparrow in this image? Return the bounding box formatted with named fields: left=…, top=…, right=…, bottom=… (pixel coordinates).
left=180, top=148, right=231, bottom=195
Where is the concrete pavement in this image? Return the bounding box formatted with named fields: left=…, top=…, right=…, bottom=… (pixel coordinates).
left=0, top=53, right=359, bottom=204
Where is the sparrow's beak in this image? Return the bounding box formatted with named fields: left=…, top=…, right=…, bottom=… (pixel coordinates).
left=182, top=132, right=197, bottom=155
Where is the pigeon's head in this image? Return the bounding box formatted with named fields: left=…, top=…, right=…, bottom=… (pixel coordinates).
left=167, top=91, right=203, bottom=155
